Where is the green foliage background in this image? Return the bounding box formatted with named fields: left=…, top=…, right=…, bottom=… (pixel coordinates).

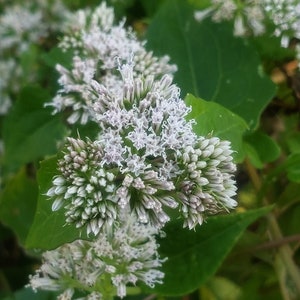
left=1, top=0, right=300, bottom=299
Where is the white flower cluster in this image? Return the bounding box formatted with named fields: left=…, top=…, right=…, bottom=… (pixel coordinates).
left=29, top=2, right=238, bottom=298
left=194, top=0, right=265, bottom=37
left=0, top=4, right=46, bottom=54
left=0, top=0, right=69, bottom=54
left=264, top=0, right=300, bottom=47
left=48, top=2, right=177, bottom=125
left=0, top=0, right=70, bottom=115
left=47, top=60, right=237, bottom=234
left=28, top=210, right=165, bottom=299
left=194, top=0, right=300, bottom=46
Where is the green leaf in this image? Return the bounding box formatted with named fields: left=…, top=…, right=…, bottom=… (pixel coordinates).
left=3, top=288, right=58, bottom=300
left=244, top=131, right=281, bottom=168
left=2, top=86, right=67, bottom=172
left=200, top=276, right=242, bottom=300
left=140, top=0, right=165, bottom=17
left=146, top=0, right=276, bottom=129
left=19, top=45, right=39, bottom=86
left=151, top=207, right=270, bottom=296
left=285, top=153, right=300, bottom=183
left=0, top=168, right=38, bottom=245
left=278, top=182, right=300, bottom=207
left=185, top=94, right=248, bottom=162
left=279, top=203, right=300, bottom=237
left=286, top=132, right=300, bottom=154
left=25, top=157, right=87, bottom=250
left=41, top=46, right=73, bottom=69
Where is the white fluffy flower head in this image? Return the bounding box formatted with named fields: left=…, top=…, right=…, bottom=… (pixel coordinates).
left=47, top=2, right=177, bottom=125
left=28, top=210, right=165, bottom=299
left=46, top=59, right=237, bottom=235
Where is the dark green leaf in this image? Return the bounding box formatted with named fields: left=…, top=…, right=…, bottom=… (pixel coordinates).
left=2, top=86, right=67, bottom=172
left=286, top=132, right=300, bottom=154
left=25, top=157, right=87, bottom=250
left=41, top=46, right=73, bottom=69
left=3, top=288, right=58, bottom=300
left=185, top=94, right=248, bottom=162
left=146, top=0, right=276, bottom=129
left=285, top=153, right=300, bottom=183
left=140, top=0, right=165, bottom=17
left=19, top=45, right=39, bottom=86
left=0, top=168, right=38, bottom=245
left=279, top=203, right=300, bottom=237
left=278, top=182, right=300, bottom=207
left=151, top=207, right=271, bottom=296
left=244, top=131, right=281, bottom=168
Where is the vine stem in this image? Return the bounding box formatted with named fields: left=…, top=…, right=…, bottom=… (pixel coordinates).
left=244, top=159, right=300, bottom=297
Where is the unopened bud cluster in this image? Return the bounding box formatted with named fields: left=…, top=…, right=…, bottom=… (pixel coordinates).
left=177, top=137, right=237, bottom=229
left=0, top=0, right=70, bottom=115
left=47, top=137, right=118, bottom=236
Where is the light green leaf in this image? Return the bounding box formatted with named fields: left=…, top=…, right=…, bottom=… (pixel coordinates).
left=244, top=131, right=281, bottom=168
left=25, top=157, right=87, bottom=250
left=185, top=94, right=248, bottom=162
left=200, top=276, right=242, bottom=300
left=2, top=86, right=67, bottom=172
left=146, top=0, right=276, bottom=129
left=0, top=167, right=38, bottom=245
left=150, top=207, right=271, bottom=296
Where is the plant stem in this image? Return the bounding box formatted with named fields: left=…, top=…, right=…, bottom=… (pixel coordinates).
left=99, top=273, right=115, bottom=300
left=244, top=159, right=300, bottom=297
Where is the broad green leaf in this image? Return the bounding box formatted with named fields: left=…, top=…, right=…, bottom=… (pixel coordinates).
left=146, top=0, right=276, bottom=129
left=185, top=94, right=248, bottom=162
left=244, top=131, right=281, bottom=168
left=2, top=86, right=67, bottom=172
left=150, top=207, right=270, bottom=296
left=0, top=167, right=38, bottom=245
left=25, top=157, right=87, bottom=250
